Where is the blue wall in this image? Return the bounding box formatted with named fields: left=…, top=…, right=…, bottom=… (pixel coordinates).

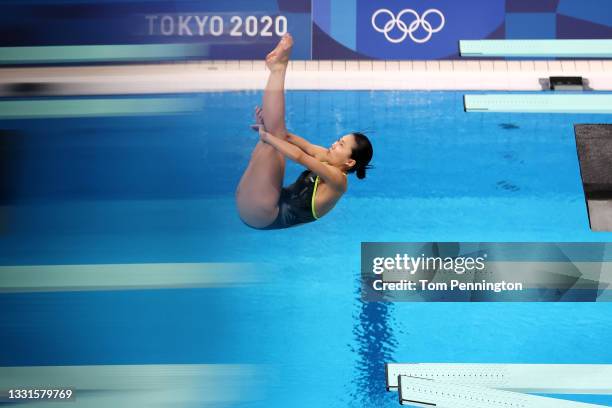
left=0, top=0, right=610, bottom=60
left=313, top=0, right=612, bottom=59
left=0, top=0, right=312, bottom=59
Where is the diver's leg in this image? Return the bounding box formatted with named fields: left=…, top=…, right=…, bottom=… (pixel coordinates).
left=236, top=140, right=285, bottom=228
left=262, top=33, right=293, bottom=138
left=235, top=35, right=293, bottom=228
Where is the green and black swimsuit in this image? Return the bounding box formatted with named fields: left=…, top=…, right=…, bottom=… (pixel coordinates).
left=260, top=169, right=321, bottom=230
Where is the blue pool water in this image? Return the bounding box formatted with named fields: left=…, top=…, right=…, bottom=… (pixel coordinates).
left=1, top=91, right=612, bottom=407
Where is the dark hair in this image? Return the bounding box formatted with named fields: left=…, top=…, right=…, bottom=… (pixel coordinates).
left=348, top=132, right=373, bottom=179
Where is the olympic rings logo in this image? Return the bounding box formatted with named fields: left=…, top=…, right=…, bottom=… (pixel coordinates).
left=371, top=8, right=445, bottom=44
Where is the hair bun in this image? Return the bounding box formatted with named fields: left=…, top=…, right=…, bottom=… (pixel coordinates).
left=349, top=132, right=373, bottom=180
left=356, top=165, right=366, bottom=179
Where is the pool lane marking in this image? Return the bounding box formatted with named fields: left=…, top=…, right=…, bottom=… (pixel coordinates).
left=387, top=363, right=612, bottom=394
left=464, top=94, right=612, bottom=114
left=399, top=376, right=608, bottom=407
left=0, top=263, right=262, bottom=292
left=460, top=39, right=612, bottom=58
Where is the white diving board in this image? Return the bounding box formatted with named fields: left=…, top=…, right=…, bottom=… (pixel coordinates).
left=0, top=97, right=201, bottom=119
left=0, top=263, right=261, bottom=292
left=464, top=94, right=612, bottom=114
left=0, top=44, right=208, bottom=65
left=0, top=364, right=261, bottom=408
left=386, top=363, right=612, bottom=394
left=460, top=40, right=612, bottom=58
left=398, top=376, right=609, bottom=408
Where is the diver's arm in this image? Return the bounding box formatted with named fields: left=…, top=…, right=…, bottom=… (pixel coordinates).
left=285, top=132, right=328, bottom=161
left=253, top=106, right=327, bottom=160
left=260, top=129, right=346, bottom=191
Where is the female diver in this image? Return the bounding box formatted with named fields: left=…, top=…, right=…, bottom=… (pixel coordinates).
left=236, top=33, right=373, bottom=230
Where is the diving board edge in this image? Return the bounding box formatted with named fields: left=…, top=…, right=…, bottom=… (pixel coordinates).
left=460, top=40, right=612, bottom=59
left=398, top=376, right=609, bottom=408
left=464, top=94, right=612, bottom=114
left=386, top=363, right=612, bottom=394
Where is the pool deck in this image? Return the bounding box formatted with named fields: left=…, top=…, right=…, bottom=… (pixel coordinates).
left=1, top=60, right=611, bottom=95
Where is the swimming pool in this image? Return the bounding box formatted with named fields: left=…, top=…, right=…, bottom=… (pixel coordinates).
left=1, top=91, right=612, bottom=407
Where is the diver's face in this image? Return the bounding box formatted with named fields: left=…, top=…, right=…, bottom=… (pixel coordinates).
left=328, top=134, right=357, bottom=168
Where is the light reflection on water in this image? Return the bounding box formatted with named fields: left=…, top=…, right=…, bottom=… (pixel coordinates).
left=350, top=280, right=398, bottom=407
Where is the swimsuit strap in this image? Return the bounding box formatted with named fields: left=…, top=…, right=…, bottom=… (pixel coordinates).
left=311, top=175, right=320, bottom=220
left=310, top=169, right=348, bottom=220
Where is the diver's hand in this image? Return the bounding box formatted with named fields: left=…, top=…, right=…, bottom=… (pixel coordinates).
left=255, top=105, right=264, bottom=125
left=257, top=126, right=272, bottom=143
left=250, top=105, right=265, bottom=132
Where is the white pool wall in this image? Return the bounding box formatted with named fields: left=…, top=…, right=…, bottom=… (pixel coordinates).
left=1, top=59, right=611, bottom=95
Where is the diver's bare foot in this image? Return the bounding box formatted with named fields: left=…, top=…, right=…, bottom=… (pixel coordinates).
left=265, top=33, right=293, bottom=71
